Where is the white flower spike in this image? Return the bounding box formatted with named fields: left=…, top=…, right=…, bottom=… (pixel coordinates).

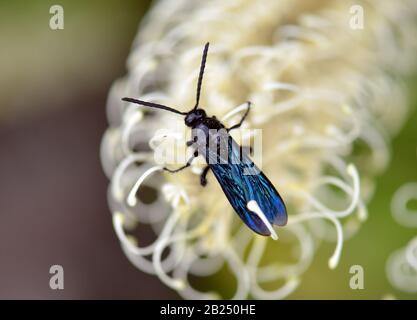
left=101, top=0, right=417, bottom=299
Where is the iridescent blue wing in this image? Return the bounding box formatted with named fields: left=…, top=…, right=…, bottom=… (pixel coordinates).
left=200, top=133, right=287, bottom=237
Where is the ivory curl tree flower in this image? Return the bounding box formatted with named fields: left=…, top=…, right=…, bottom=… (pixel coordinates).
left=100, top=0, right=417, bottom=299
left=387, top=183, right=417, bottom=293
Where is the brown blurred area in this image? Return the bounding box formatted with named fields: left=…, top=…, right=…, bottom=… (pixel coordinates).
left=0, top=1, right=176, bottom=299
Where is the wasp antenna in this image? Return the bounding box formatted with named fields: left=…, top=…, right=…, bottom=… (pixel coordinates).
left=122, top=97, right=187, bottom=115
left=194, top=42, right=210, bottom=110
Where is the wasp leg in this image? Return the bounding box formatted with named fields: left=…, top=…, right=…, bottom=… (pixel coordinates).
left=163, top=151, right=198, bottom=173
left=200, top=166, right=211, bottom=186
left=241, top=145, right=253, bottom=155
left=227, top=101, right=251, bottom=132
left=186, top=135, right=198, bottom=147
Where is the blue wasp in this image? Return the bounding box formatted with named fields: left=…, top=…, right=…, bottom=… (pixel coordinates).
left=123, top=43, right=287, bottom=239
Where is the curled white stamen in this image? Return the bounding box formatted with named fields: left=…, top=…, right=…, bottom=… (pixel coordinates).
left=153, top=235, right=186, bottom=290
left=386, top=247, right=417, bottom=293
left=299, top=164, right=360, bottom=219
left=246, top=237, right=300, bottom=300
left=111, top=153, right=151, bottom=202
left=113, top=211, right=165, bottom=256
left=223, top=246, right=251, bottom=300
left=406, top=237, right=417, bottom=272
left=114, top=208, right=206, bottom=259
left=221, top=102, right=251, bottom=123
left=173, top=252, right=220, bottom=299
left=247, top=200, right=278, bottom=240
left=256, top=96, right=302, bottom=121
left=391, top=182, right=417, bottom=228
left=263, top=82, right=300, bottom=93
left=232, top=224, right=254, bottom=257
left=251, top=277, right=300, bottom=300
left=290, top=212, right=343, bottom=269
left=256, top=225, right=314, bottom=283
left=127, top=165, right=163, bottom=207
left=121, top=109, right=143, bottom=155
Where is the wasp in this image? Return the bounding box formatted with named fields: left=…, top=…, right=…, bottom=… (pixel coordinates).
left=123, top=43, right=287, bottom=238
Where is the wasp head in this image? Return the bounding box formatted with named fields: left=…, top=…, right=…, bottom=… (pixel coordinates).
left=184, top=109, right=206, bottom=127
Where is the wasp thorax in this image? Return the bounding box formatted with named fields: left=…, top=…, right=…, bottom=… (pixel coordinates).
left=184, top=109, right=206, bottom=127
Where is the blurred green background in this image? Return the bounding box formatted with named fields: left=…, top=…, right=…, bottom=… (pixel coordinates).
left=0, top=1, right=416, bottom=299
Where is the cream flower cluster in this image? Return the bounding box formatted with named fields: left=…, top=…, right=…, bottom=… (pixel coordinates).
left=386, top=236, right=417, bottom=293
left=387, top=182, right=417, bottom=294
left=101, top=0, right=417, bottom=299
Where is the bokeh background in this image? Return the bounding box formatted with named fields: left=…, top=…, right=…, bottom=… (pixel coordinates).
left=0, top=0, right=416, bottom=299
